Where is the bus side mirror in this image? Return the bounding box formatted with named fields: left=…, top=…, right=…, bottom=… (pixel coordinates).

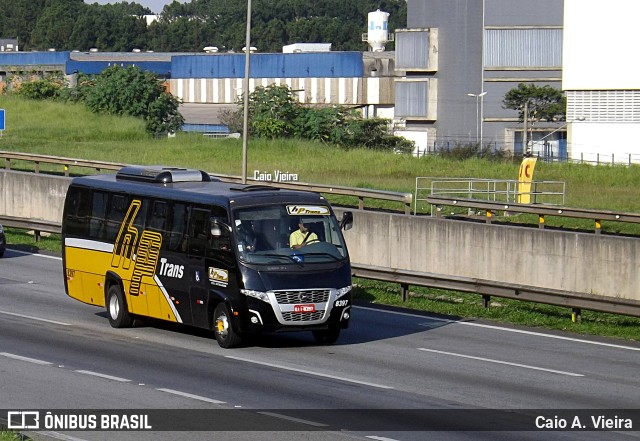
left=211, top=218, right=231, bottom=237
left=340, top=211, right=353, bottom=231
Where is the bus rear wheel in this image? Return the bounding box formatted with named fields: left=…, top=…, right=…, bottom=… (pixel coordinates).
left=312, top=327, right=340, bottom=345
left=213, top=303, right=242, bottom=349
left=107, top=284, right=133, bottom=328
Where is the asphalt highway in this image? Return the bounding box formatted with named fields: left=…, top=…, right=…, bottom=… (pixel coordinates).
left=0, top=249, right=639, bottom=441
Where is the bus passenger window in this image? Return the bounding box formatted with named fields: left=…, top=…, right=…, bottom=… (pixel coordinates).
left=167, top=202, right=188, bottom=252
left=188, top=208, right=209, bottom=256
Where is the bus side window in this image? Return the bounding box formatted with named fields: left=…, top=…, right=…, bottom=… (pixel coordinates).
left=147, top=200, right=168, bottom=235
left=89, top=192, right=108, bottom=240
left=167, top=202, right=188, bottom=252
left=104, top=194, right=130, bottom=242
left=187, top=208, right=210, bottom=257
left=64, top=187, right=91, bottom=236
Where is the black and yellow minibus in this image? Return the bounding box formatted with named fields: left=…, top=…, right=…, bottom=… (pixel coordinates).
left=62, top=166, right=353, bottom=348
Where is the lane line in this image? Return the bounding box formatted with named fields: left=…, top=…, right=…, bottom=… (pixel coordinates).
left=156, top=388, right=226, bottom=404
left=366, top=437, right=401, bottom=441
left=417, top=348, right=584, bottom=377
left=355, top=306, right=640, bottom=352
left=0, top=310, right=72, bottom=326
left=257, top=411, right=329, bottom=427
left=0, top=352, right=53, bottom=366
left=225, top=355, right=393, bottom=390
left=74, top=370, right=131, bottom=383
left=7, top=249, right=62, bottom=260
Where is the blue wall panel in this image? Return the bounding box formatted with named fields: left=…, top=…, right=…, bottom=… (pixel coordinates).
left=65, top=61, right=171, bottom=76
left=0, top=52, right=70, bottom=65
left=171, top=52, right=363, bottom=78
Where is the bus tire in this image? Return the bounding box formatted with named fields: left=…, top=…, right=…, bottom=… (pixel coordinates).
left=213, top=303, right=242, bottom=349
left=312, top=327, right=340, bottom=345
left=107, top=284, right=133, bottom=328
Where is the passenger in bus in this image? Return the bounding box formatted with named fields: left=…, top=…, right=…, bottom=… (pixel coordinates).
left=289, top=218, right=319, bottom=250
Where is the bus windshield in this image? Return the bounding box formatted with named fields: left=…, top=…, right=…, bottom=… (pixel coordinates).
left=233, top=204, right=348, bottom=264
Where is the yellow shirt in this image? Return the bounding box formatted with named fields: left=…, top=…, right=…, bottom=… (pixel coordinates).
left=290, top=229, right=318, bottom=248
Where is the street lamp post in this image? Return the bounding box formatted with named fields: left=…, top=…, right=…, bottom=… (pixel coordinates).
left=467, top=92, right=487, bottom=145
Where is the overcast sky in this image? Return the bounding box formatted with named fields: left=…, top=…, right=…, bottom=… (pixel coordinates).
left=85, top=0, right=183, bottom=14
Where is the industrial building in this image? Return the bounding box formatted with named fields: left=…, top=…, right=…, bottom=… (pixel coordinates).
left=2, top=1, right=639, bottom=162
left=397, top=0, right=564, bottom=157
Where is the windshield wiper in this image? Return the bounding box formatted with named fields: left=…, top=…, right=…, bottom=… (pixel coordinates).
left=259, top=253, right=304, bottom=266
left=301, top=252, right=342, bottom=261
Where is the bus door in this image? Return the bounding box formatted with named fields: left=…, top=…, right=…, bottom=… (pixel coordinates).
left=185, top=207, right=212, bottom=328
left=146, top=200, right=191, bottom=325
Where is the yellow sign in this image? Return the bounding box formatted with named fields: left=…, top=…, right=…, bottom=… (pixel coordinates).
left=517, top=157, right=537, bottom=204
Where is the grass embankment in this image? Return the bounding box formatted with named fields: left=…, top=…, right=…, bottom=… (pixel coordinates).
left=2, top=95, right=640, bottom=341
left=0, top=429, right=26, bottom=441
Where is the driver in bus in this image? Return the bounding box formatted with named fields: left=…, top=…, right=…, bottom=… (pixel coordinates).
left=290, top=217, right=319, bottom=250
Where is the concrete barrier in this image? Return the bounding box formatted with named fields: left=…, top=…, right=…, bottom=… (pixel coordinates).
left=0, top=170, right=69, bottom=223
left=1, top=169, right=637, bottom=304
left=336, top=209, right=639, bottom=303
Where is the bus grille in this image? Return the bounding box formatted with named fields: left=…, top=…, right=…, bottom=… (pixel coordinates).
left=281, top=311, right=325, bottom=322
left=274, top=289, right=331, bottom=304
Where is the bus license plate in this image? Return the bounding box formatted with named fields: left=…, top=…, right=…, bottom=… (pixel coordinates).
left=294, top=304, right=316, bottom=313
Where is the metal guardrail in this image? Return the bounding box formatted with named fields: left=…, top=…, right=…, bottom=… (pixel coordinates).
left=0, top=216, right=61, bottom=241
left=0, top=151, right=413, bottom=214
left=352, top=263, right=640, bottom=318
left=3, top=214, right=639, bottom=318
left=427, top=195, right=640, bottom=234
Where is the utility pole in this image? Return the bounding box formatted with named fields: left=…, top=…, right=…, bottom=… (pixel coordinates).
left=241, top=0, right=252, bottom=184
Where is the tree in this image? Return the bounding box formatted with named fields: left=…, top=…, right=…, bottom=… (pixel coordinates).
left=85, top=65, right=184, bottom=135
left=241, top=84, right=414, bottom=152
left=502, top=83, right=567, bottom=123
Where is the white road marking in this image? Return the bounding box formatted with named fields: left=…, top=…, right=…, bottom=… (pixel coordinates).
left=355, top=305, right=640, bottom=352
left=8, top=249, right=62, bottom=260
left=225, top=355, right=393, bottom=390
left=366, top=437, right=401, bottom=441
left=418, top=348, right=584, bottom=377
left=258, top=411, right=329, bottom=427
left=0, top=352, right=53, bottom=366
left=156, top=388, right=226, bottom=404
left=74, top=370, right=131, bottom=383
left=0, top=310, right=71, bottom=326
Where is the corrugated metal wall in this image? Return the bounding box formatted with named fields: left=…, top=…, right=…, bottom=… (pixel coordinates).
left=171, top=52, right=364, bottom=79
left=169, top=77, right=383, bottom=105
left=65, top=60, right=171, bottom=75
left=0, top=51, right=70, bottom=66
left=484, top=28, right=562, bottom=68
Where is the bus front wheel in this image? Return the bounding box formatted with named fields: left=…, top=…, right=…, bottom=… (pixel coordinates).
left=213, top=303, right=242, bottom=349
left=107, top=284, right=133, bottom=328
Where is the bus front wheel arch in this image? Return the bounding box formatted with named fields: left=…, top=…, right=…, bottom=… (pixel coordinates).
left=106, top=283, right=133, bottom=328
left=213, top=303, right=242, bottom=349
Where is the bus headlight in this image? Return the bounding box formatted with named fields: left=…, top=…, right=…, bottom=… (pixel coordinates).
left=241, top=289, right=270, bottom=303
left=336, top=285, right=352, bottom=299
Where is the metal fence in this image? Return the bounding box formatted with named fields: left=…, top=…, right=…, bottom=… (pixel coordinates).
left=414, top=177, right=566, bottom=215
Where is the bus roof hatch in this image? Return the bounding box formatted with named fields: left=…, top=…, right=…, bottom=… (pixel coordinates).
left=115, top=166, right=212, bottom=183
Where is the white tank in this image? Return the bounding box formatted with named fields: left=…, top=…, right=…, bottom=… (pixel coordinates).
left=367, top=9, right=390, bottom=52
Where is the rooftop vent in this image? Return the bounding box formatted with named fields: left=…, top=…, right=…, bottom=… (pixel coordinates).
left=116, top=166, right=212, bottom=183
